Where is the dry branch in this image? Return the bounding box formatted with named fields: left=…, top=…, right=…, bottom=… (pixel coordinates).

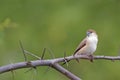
left=0, top=55, right=120, bottom=80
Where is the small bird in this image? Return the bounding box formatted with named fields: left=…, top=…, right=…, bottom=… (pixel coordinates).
left=73, top=29, right=98, bottom=62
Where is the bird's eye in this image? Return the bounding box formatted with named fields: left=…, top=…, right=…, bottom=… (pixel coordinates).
left=90, top=31, right=92, bottom=33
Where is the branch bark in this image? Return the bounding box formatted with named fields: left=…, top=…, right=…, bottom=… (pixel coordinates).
left=0, top=55, right=120, bottom=80
left=52, top=63, right=81, bottom=80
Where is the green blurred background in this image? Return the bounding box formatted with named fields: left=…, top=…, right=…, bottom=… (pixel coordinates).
left=0, top=0, right=120, bottom=80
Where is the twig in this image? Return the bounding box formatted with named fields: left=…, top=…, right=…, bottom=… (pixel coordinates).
left=41, top=48, right=46, bottom=60
left=19, top=41, right=27, bottom=61
left=24, top=50, right=41, bottom=59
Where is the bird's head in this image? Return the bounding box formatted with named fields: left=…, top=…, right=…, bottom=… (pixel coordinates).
left=87, top=29, right=97, bottom=37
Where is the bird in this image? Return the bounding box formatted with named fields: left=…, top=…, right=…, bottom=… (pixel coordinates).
left=73, top=29, right=98, bottom=62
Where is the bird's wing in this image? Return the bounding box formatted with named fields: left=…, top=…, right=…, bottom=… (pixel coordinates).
left=73, top=37, right=87, bottom=55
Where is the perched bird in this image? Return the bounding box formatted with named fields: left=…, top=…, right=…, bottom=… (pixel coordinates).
left=73, top=29, right=98, bottom=62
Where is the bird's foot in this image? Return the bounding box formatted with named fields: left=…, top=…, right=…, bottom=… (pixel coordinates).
left=88, top=55, right=94, bottom=62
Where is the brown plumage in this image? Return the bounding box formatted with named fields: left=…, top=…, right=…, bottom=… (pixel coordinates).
left=73, top=38, right=87, bottom=55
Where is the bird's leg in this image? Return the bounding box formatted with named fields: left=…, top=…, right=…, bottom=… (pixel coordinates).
left=88, top=54, right=94, bottom=62
left=73, top=54, right=80, bottom=63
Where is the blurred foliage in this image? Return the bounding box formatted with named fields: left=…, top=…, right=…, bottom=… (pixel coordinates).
left=0, top=0, right=120, bottom=80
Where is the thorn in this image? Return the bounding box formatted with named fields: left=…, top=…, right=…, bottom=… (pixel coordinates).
left=62, top=52, right=70, bottom=66
left=64, top=51, right=68, bottom=67
left=44, top=66, right=51, bottom=74
left=64, top=59, right=69, bottom=67
left=24, top=68, right=33, bottom=73
left=24, top=66, right=37, bottom=73
left=24, top=50, right=41, bottom=59
left=47, top=48, right=55, bottom=59
left=24, top=67, right=38, bottom=80
left=75, top=59, right=80, bottom=63
left=11, top=70, right=15, bottom=80
left=9, top=62, right=15, bottom=80
left=41, top=48, right=46, bottom=60
left=111, top=59, right=115, bottom=62
left=19, top=40, right=27, bottom=61
left=73, top=55, right=80, bottom=63
left=41, top=48, right=55, bottom=60
left=32, top=67, right=38, bottom=80
left=33, top=66, right=37, bottom=74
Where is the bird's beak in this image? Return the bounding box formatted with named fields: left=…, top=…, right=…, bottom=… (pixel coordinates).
left=87, top=32, right=90, bottom=36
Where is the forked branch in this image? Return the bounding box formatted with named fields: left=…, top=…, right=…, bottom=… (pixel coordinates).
left=0, top=55, right=120, bottom=80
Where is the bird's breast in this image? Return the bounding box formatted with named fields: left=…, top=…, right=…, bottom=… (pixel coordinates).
left=87, top=36, right=98, bottom=54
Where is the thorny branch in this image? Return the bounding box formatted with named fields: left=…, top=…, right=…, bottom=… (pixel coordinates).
left=1, top=55, right=120, bottom=80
